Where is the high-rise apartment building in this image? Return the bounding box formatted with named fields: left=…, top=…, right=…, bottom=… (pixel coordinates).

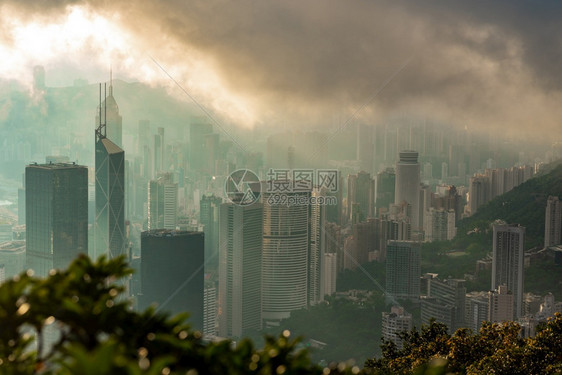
left=394, top=151, right=421, bottom=229
left=26, top=163, right=88, bottom=277
left=492, top=223, right=525, bottom=319
left=385, top=240, right=421, bottom=301
left=381, top=306, right=412, bottom=349
left=424, top=208, right=456, bottom=242
left=204, top=284, right=217, bottom=336
left=148, top=172, right=178, bottom=230
left=218, top=202, right=263, bottom=338
left=545, top=196, right=561, bottom=248
left=140, top=230, right=204, bottom=330
left=488, top=285, right=514, bottom=323
left=309, top=190, right=327, bottom=305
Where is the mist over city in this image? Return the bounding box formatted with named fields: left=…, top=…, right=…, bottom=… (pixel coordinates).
left=1, top=1, right=562, bottom=374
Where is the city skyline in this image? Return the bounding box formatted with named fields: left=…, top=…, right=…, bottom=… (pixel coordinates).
left=1, top=0, right=562, bottom=368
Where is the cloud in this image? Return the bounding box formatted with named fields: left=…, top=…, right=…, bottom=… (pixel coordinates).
left=1, top=0, right=561, bottom=139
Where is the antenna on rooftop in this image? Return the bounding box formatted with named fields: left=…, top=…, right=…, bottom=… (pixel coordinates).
left=96, top=83, right=107, bottom=140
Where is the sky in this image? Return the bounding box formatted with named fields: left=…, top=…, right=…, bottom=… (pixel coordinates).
left=0, top=0, right=561, bottom=140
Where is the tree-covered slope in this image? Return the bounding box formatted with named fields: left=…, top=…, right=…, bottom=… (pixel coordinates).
left=457, top=162, right=562, bottom=247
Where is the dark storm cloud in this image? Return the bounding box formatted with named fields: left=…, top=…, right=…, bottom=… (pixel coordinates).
left=4, top=0, right=562, bottom=137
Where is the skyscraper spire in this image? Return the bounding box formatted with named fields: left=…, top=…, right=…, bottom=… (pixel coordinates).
left=109, top=66, right=113, bottom=96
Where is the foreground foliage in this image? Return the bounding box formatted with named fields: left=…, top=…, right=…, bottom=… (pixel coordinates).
left=0, top=255, right=359, bottom=374
left=4, top=255, right=562, bottom=374
left=365, top=315, right=562, bottom=374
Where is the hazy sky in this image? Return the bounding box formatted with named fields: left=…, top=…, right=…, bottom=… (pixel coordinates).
left=1, top=0, right=561, bottom=140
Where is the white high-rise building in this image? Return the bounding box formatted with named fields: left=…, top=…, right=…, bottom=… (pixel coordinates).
left=492, top=223, right=525, bottom=319
left=395, top=151, right=421, bottom=229
left=382, top=306, right=412, bottom=349
left=148, top=172, right=178, bottom=230
left=545, top=196, right=561, bottom=248
left=203, top=286, right=217, bottom=336
left=218, top=202, right=263, bottom=338
left=309, top=190, right=327, bottom=305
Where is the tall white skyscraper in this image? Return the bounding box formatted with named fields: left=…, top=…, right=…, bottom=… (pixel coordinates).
left=148, top=172, right=178, bottom=230
left=545, top=196, right=561, bottom=248
left=218, top=202, right=263, bottom=338
left=394, top=151, right=421, bottom=229
left=492, top=223, right=525, bottom=319
left=309, top=190, right=327, bottom=305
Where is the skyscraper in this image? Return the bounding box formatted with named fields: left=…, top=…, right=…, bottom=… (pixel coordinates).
left=347, top=171, right=374, bottom=223
left=262, top=190, right=309, bottom=324
left=394, top=151, right=421, bottom=229
left=309, top=190, right=327, bottom=305
left=95, top=84, right=125, bottom=260
left=200, top=194, right=223, bottom=270
left=95, top=78, right=122, bottom=148
left=545, top=196, right=561, bottom=248
left=148, top=172, right=178, bottom=230
left=375, top=167, right=395, bottom=216
left=492, top=223, right=525, bottom=319
left=26, top=163, right=88, bottom=277
left=385, top=240, right=420, bottom=301
left=140, top=230, right=204, bottom=330
left=218, top=202, right=263, bottom=338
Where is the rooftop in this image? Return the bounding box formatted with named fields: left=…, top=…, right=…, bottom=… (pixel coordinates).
left=27, top=162, right=86, bottom=169
left=141, top=229, right=203, bottom=238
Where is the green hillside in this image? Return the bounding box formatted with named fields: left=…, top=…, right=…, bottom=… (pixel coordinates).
left=457, top=161, right=562, bottom=248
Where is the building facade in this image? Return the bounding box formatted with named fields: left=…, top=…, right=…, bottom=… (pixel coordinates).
left=394, top=151, right=421, bottom=229
left=385, top=240, right=421, bottom=301
left=26, top=163, right=88, bottom=277
left=262, top=191, right=309, bottom=324
left=492, top=223, right=525, bottom=319
left=382, top=306, right=413, bottom=349
left=545, top=196, right=561, bottom=248
left=148, top=172, right=178, bottom=230
left=139, top=230, right=204, bottom=330
left=218, top=202, right=263, bottom=338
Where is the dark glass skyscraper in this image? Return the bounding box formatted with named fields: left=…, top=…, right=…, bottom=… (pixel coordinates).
left=140, top=230, right=204, bottom=330
left=95, top=83, right=125, bottom=260
left=26, top=163, right=88, bottom=277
